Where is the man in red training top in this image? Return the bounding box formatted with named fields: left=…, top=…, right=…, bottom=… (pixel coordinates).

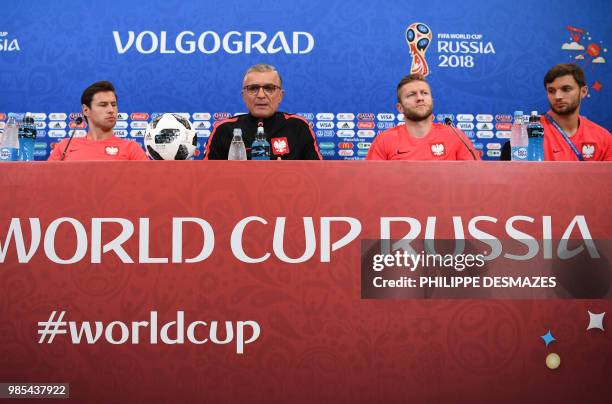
left=48, top=81, right=148, bottom=161
left=366, top=73, right=479, bottom=161
left=541, top=63, right=611, bottom=161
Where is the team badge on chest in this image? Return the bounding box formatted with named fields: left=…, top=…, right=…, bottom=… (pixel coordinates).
left=430, top=143, right=445, bottom=157
left=581, top=143, right=595, bottom=159
left=105, top=146, right=119, bottom=156
left=271, top=137, right=290, bottom=156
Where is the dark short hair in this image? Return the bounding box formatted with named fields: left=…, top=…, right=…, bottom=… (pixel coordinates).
left=243, top=64, right=283, bottom=87
left=543, top=64, right=586, bottom=88
left=396, top=74, right=428, bottom=102
left=81, top=81, right=117, bottom=108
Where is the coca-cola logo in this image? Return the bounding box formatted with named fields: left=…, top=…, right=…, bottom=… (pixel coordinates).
left=495, top=123, right=512, bottom=131
left=357, top=121, right=375, bottom=129
left=131, top=112, right=150, bottom=121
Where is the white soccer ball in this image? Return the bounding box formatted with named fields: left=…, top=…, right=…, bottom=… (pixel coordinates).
left=144, top=113, right=197, bottom=160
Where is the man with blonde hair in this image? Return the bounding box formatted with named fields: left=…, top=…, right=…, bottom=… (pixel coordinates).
left=366, top=74, right=479, bottom=160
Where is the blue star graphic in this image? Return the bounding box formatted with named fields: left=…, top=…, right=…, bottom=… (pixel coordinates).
left=540, top=330, right=556, bottom=347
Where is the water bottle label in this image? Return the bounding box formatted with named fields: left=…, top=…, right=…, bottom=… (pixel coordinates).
left=0, top=147, right=19, bottom=161
left=511, top=146, right=528, bottom=160
left=527, top=125, right=544, bottom=138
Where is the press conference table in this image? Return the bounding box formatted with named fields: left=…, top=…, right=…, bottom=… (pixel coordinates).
left=0, top=161, right=610, bottom=403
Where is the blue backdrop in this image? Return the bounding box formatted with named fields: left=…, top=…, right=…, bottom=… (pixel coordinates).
left=0, top=0, right=610, bottom=160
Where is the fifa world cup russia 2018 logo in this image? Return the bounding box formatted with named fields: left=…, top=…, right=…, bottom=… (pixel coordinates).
left=406, top=22, right=432, bottom=76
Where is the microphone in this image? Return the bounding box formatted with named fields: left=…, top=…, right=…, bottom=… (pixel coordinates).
left=443, top=117, right=477, bottom=160
left=60, top=116, right=84, bottom=161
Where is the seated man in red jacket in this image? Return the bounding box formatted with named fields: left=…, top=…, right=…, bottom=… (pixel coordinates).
left=366, top=73, right=479, bottom=161
left=541, top=63, right=611, bottom=161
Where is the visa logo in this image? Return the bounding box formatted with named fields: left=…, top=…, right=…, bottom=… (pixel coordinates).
left=377, top=113, right=395, bottom=121
left=496, top=131, right=511, bottom=139
left=316, top=121, right=334, bottom=129
left=318, top=142, right=335, bottom=149
left=196, top=130, right=211, bottom=138
left=456, top=122, right=474, bottom=130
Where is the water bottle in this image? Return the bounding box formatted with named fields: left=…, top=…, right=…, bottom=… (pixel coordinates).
left=18, top=112, right=37, bottom=161
left=510, top=111, right=527, bottom=161
left=228, top=128, right=247, bottom=160
left=251, top=122, right=270, bottom=160
left=527, top=111, right=544, bottom=161
left=0, top=116, right=20, bottom=161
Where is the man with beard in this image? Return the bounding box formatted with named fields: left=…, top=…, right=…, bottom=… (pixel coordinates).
left=48, top=81, right=148, bottom=161
left=541, top=63, right=611, bottom=161
left=366, top=74, right=479, bottom=160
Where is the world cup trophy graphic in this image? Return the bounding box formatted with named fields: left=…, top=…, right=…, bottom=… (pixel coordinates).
left=406, top=23, right=432, bottom=76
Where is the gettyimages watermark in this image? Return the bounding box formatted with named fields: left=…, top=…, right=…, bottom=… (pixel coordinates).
left=37, top=311, right=261, bottom=354
left=361, top=239, right=612, bottom=299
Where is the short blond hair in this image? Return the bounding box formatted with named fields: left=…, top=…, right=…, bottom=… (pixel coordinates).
left=396, top=74, right=428, bottom=102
